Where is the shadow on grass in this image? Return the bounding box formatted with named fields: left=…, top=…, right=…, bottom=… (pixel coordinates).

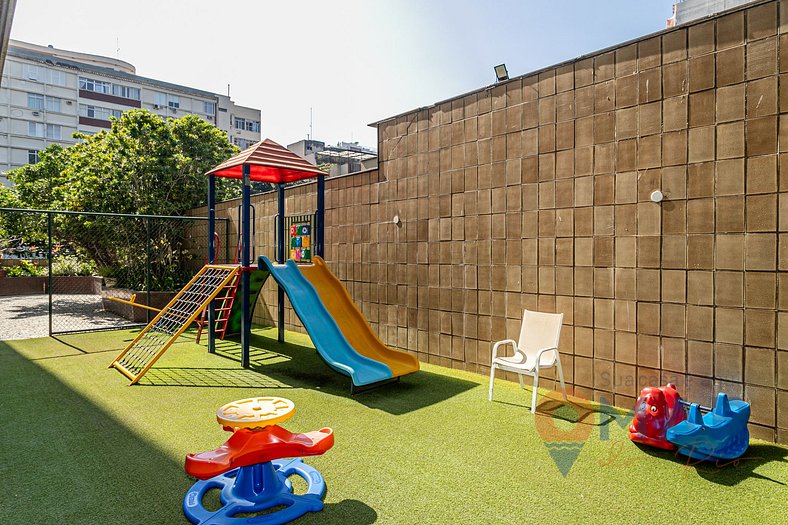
left=215, top=498, right=377, bottom=525
left=636, top=442, right=788, bottom=486
left=305, top=499, right=377, bottom=525
left=139, top=367, right=293, bottom=389
left=208, top=330, right=476, bottom=415
left=494, top=391, right=618, bottom=427
left=0, top=341, right=191, bottom=523
left=48, top=336, right=88, bottom=355
left=538, top=397, right=617, bottom=427
left=51, top=330, right=137, bottom=355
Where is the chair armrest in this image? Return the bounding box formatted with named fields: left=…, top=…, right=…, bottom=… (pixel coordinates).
left=492, top=339, right=518, bottom=360
left=535, top=347, right=559, bottom=366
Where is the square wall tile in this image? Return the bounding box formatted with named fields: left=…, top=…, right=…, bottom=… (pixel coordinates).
left=745, top=346, right=775, bottom=387
left=715, top=343, right=743, bottom=382
left=688, top=341, right=714, bottom=377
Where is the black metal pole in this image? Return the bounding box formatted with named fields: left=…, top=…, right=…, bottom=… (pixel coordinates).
left=224, top=218, right=230, bottom=263
left=316, top=174, right=325, bottom=258
left=145, top=217, right=152, bottom=324
left=241, top=165, right=251, bottom=367
left=207, top=174, right=216, bottom=354
left=277, top=184, right=285, bottom=343
left=47, top=211, right=53, bottom=336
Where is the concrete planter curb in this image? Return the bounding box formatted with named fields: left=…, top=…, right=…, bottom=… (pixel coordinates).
left=0, top=275, right=103, bottom=296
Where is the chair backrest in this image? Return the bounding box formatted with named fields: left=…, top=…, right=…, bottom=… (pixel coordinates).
left=517, top=309, right=564, bottom=366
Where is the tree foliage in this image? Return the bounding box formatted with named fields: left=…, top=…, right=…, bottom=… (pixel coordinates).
left=1, top=109, right=241, bottom=213
left=0, top=110, right=242, bottom=290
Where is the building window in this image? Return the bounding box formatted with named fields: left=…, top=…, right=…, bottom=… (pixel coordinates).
left=28, top=150, right=40, bottom=164
left=236, top=119, right=261, bottom=132
left=79, top=104, right=122, bottom=120
left=154, top=92, right=180, bottom=109
left=79, top=77, right=111, bottom=94
left=45, top=97, right=61, bottom=112
left=46, top=124, right=61, bottom=140
left=234, top=137, right=255, bottom=149
left=111, top=84, right=140, bottom=100
left=48, top=69, right=66, bottom=86
left=27, top=93, right=44, bottom=110
left=22, top=64, right=41, bottom=81
left=204, top=101, right=215, bottom=115
left=28, top=94, right=62, bottom=112
left=28, top=122, right=44, bottom=137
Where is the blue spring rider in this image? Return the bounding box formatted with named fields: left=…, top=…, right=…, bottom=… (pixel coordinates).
left=667, top=392, right=750, bottom=461
left=183, top=397, right=334, bottom=525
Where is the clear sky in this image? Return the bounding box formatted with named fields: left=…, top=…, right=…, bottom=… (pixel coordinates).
left=10, top=0, right=676, bottom=150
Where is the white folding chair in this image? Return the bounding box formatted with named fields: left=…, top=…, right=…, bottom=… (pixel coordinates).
left=488, top=309, right=567, bottom=413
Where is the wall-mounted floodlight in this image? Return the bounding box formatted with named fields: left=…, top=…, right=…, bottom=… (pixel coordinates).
left=494, top=63, right=509, bottom=82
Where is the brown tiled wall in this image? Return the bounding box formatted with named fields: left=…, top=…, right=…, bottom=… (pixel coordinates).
left=196, top=0, right=788, bottom=444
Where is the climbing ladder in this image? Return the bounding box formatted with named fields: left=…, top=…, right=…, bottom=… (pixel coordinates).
left=110, top=264, right=240, bottom=385
left=194, top=232, right=242, bottom=344
left=194, top=272, right=240, bottom=344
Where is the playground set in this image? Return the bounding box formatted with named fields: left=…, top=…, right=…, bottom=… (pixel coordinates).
left=629, top=383, right=751, bottom=461
left=109, top=139, right=419, bottom=391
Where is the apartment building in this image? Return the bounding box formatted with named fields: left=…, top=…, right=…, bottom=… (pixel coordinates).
left=667, top=0, right=754, bottom=26
left=287, top=138, right=377, bottom=178
left=0, top=40, right=261, bottom=185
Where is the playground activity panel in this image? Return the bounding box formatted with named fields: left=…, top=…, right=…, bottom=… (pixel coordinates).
left=289, top=223, right=311, bottom=263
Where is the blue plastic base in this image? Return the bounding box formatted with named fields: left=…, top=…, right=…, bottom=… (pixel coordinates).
left=667, top=393, right=751, bottom=462
left=675, top=427, right=750, bottom=461
left=183, top=458, right=326, bottom=525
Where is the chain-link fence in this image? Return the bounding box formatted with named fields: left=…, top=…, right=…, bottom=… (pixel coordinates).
left=0, top=208, right=229, bottom=338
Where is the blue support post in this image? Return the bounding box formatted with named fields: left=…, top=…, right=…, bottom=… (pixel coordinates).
left=316, top=174, right=325, bottom=258
left=277, top=184, right=285, bottom=343
left=207, top=174, right=216, bottom=354
left=241, top=164, right=251, bottom=368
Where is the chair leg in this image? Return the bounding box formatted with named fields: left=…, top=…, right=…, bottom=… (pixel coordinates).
left=556, top=357, right=568, bottom=401
left=518, top=374, right=525, bottom=389
left=531, top=369, right=540, bottom=414
left=488, top=364, right=496, bottom=401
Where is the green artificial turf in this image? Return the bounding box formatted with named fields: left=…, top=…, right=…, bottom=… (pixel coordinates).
left=1, top=327, right=787, bottom=524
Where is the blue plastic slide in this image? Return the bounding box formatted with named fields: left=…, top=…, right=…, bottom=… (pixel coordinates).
left=259, top=256, right=393, bottom=386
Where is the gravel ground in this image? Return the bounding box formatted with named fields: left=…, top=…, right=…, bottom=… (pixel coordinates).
left=0, top=294, right=133, bottom=340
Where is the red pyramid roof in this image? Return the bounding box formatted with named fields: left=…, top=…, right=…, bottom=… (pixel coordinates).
left=206, top=138, right=326, bottom=183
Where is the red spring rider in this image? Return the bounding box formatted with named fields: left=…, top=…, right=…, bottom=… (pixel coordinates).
left=628, top=383, right=686, bottom=450
left=183, top=397, right=334, bottom=525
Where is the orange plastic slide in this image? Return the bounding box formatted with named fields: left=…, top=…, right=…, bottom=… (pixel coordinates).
left=299, top=256, right=419, bottom=378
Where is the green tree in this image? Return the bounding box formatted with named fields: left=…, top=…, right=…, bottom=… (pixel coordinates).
left=2, top=110, right=241, bottom=213
left=0, top=109, right=242, bottom=289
